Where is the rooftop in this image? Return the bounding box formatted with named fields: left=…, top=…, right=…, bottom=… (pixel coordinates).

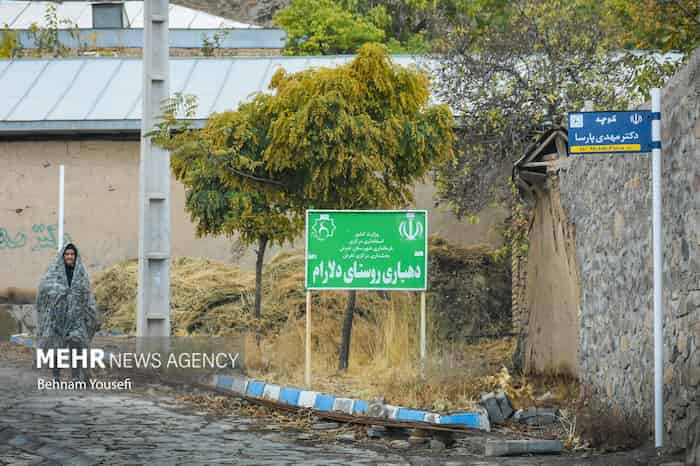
left=0, top=55, right=426, bottom=135
left=0, top=1, right=258, bottom=29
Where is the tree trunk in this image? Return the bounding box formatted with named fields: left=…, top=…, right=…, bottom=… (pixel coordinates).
left=338, top=289, right=356, bottom=370
left=254, top=236, right=268, bottom=319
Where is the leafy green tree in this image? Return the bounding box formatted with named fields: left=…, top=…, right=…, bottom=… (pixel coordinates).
left=156, top=45, right=454, bottom=367
left=274, top=0, right=514, bottom=55
left=260, top=43, right=455, bottom=369
left=432, top=0, right=681, bottom=219
left=153, top=95, right=303, bottom=320
left=274, top=0, right=385, bottom=55
left=600, top=0, right=699, bottom=54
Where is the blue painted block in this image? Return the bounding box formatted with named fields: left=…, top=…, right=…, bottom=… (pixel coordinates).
left=397, top=408, right=430, bottom=422
left=352, top=400, right=369, bottom=415
left=440, top=412, right=481, bottom=428
left=313, top=394, right=336, bottom=411
left=279, top=387, right=302, bottom=405
left=246, top=380, right=266, bottom=397
left=216, top=375, right=234, bottom=389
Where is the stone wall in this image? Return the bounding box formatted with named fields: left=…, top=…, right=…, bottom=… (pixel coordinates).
left=557, top=48, right=700, bottom=450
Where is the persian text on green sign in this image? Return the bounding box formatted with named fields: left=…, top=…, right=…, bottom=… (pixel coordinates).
left=305, top=210, right=428, bottom=290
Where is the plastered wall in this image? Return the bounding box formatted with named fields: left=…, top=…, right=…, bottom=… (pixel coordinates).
left=0, top=138, right=506, bottom=291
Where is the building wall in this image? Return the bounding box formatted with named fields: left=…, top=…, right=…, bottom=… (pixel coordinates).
left=556, top=49, right=700, bottom=450
left=0, top=138, right=507, bottom=291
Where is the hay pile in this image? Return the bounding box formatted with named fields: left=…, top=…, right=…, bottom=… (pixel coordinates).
left=94, top=257, right=255, bottom=335
left=94, top=238, right=511, bottom=340
left=93, top=253, right=391, bottom=336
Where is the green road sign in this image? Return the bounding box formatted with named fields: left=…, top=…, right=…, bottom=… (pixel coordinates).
left=305, top=210, right=428, bottom=290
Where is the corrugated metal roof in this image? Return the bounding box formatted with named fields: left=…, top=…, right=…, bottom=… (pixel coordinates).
left=0, top=1, right=258, bottom=29
left=0, top=55, right=428, bottom=134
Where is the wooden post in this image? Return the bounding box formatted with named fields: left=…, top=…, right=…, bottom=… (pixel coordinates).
left=305, top=290, right=311, bottom=386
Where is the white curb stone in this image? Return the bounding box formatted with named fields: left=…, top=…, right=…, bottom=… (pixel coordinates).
left=298, top=391, right=318, bottom=408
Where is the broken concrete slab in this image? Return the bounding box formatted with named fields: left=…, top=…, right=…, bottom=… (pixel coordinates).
left=495, top=391, right=513, bottom=419
left=517, top=407, right=559, bottom=426
left=480, top=392, right=505, bottom=424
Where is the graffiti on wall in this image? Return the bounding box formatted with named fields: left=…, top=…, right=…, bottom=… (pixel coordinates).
left=0, top=224, right=72, bottom=251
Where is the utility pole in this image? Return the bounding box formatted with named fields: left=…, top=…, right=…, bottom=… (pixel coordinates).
left=137, top=0, right=171, bottom=338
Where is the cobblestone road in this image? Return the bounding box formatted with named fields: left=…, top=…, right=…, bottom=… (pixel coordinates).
left=0, top=344, right=684, bottom=466
left=0, top=363, right=421, bottom=466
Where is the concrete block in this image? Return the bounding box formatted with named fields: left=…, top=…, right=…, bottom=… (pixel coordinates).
left=396, top=408, right=429, bottom=422
left=245, top=380, right=265, bottom=398
left=480, top=392, right=505, bottom=424
left=385, top=405, right=400, bottom=419
left=366, top=401, right=385, bottom=418
left=262, top=384, right=281, bottom=401
left=495, top=391, right=513, bottom=419
left=440, top=412, right=483, bottom=429
left=477, top=406, right=491, bottom=432
left=485, top=439, right=563, bottom=457
left=298, top=391, right=317, bottom=408
left=332, top=397, right=354, bottom=414
left=313, top=394, right=335, bottom=411
left=352, top=399, right=369, bottom=415
left=279, top=387, right=301, bottom=405
left=215, top=375, right=234, bottom=390
left=519, top=407, right=559, bottom=426
left=230, top=376, right=248, bottom=395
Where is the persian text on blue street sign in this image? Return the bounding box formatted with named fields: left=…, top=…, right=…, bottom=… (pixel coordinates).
left=568, top=111, right=653, bottom=154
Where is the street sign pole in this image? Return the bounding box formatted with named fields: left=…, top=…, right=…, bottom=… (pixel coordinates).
left=651, top=87, right=663, bottom=448
left=305, top=290, right=311, bottom=386
left=568, top=100, right=663, bottom=447
left=420, top=291, right=426, bottom=377
left=305, top=210, right=429, bottom=385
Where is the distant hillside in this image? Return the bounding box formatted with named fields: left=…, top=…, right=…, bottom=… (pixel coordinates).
left=173, top=0, right=289, bottom=27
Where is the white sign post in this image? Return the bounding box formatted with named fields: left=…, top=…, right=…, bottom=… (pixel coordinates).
left=569, top=91, right=664, bottom=447
left=58, top=165, right=64, bottom=252
left=651, top=87, right=664, bottom=448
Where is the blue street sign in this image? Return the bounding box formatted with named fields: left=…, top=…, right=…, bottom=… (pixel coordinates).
left=568, top=111, right=653, bottom=154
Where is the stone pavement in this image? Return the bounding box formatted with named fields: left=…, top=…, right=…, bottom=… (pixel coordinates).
left=0, top=344, right=686, bottom=465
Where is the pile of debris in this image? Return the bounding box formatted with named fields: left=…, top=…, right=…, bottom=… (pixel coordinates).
left=479, top=390, right=563, bottom=457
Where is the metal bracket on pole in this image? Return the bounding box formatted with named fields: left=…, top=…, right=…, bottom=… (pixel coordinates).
left=651, top=87, right=664, bottom=449
left=137, top=0, right=171, bottom=338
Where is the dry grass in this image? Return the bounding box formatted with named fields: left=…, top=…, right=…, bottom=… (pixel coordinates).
left=244, top=295, right=523, bottom=412
left=567, top=389, right=648, bottom=451
left=93, top=246, right=524, bottom=412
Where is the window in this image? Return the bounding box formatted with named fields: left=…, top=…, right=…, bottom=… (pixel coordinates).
left=92, top=3, right=125, bottom=29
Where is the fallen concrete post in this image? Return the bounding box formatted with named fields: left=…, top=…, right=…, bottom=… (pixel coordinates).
left=484, top=439, right=563, bottom=457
